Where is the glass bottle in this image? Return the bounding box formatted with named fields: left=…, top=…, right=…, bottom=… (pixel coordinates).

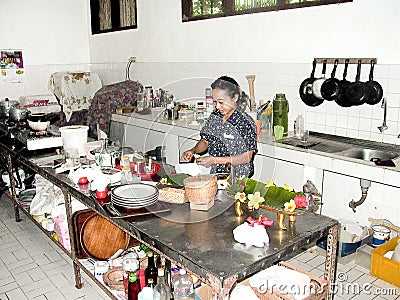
left=155, top=268, right=172, bottom=300
left=128, top=270, right=141, bottom=300
left=172, top=269, right=194, bottom=300
left=145, top=251, right=158, bottom=285
left=97, top=138, right=112, bottom=168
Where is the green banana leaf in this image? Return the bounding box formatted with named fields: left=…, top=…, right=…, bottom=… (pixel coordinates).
left=227, top=178, right=303, bottom=210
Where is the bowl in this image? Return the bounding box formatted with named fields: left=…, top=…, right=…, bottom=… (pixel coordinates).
left=28, top=120, right=50, bottom=131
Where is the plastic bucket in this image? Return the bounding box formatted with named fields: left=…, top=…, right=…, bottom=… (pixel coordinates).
left=371, top=225, right=391, bottom=247
left=59, top=125, right=89, bottom=157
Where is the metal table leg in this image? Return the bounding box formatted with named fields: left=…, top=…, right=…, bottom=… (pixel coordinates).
left=7, top=154, right=20, bottom=222
left=207, top=273, right=238, bottom=300
left=324, top=224, right=339, bottom=300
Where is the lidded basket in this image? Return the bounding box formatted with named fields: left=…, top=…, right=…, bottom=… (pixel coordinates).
left=183, top=174, right=217, bottom=204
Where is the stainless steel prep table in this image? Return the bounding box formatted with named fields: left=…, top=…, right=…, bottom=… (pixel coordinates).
left=0, top=137, right=339, bottom=300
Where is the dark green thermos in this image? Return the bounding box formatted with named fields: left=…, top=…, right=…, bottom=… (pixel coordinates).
left=273, top=93, right=289, bottom=136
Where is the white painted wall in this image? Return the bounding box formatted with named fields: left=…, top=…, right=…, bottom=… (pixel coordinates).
left=89, top=0, right=400, bottom=64
left=0, top=0, right=90, bottom=65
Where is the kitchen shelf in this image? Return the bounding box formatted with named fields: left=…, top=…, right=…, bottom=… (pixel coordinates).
left=314, top=58, right=377, bottom=64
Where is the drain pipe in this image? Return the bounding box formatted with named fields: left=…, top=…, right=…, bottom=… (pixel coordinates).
left=349, top=179, right=371, bottom=213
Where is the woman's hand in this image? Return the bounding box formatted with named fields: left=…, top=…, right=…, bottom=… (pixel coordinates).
left=195, top=156, right=216, bottom=168
left=180, top=149, right=195, bottom=162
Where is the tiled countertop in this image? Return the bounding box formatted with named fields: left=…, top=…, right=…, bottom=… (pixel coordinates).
left=111, top=111, right=400, bottom=188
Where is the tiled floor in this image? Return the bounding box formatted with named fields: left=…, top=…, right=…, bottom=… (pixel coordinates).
left=0, top=193, right=399, bottom=300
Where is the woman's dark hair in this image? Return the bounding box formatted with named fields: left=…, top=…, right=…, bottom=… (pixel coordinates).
left=211, top=76, right=240, bottom=99
left=211, top=75, right=248, bottom=110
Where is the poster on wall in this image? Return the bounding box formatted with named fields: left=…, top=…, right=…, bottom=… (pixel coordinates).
left=0, top=49, right=25, bottom=83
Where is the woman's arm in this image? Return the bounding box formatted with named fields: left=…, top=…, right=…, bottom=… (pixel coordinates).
left=196, top=150, right=254, bottom=168
left=180, top=139, right=209, bottom=162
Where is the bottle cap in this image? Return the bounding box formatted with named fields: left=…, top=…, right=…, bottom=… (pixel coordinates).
left=147, top=251, right=154, bottom=257
left=179, top=269, right=186, bottom=275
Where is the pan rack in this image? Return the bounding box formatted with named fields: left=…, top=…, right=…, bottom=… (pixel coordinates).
left=314, top=58, right=377, bottom=64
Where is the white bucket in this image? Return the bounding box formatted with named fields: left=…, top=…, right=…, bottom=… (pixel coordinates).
left=59, top=125, right=89, bottom=157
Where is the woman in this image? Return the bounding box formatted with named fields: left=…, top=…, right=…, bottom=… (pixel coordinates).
left=181, top=76, right=257, bottom=178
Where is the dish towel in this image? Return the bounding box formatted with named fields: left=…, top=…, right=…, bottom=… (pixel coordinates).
left=48, top=72, right=102, bottom=122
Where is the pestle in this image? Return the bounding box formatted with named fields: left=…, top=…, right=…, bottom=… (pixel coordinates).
left=245, top=75, right=256, bottom=112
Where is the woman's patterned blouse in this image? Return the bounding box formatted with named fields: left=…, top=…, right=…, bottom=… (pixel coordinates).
left=200, top=108, right=257, bottom=178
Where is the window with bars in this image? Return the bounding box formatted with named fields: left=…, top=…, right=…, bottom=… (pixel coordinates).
left=182, top=0, right=352, bottom=21
left=90, top=0, right=137, bottom=34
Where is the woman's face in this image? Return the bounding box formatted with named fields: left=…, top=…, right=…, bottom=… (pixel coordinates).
left=212, top=88, right=238, bottom=117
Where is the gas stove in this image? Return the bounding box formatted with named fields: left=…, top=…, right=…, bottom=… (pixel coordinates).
left=12, top=128, right=63, bottom=151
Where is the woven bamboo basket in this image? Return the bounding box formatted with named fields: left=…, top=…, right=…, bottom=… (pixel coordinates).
left=158, top=187, right=187, bottom=204
left=183, top=174, right=218, bottom=204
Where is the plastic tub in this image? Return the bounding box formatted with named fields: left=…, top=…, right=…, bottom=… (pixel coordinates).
left=59, top=125, right=89, bottom=157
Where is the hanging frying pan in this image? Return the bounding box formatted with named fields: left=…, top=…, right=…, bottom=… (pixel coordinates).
left=344, top=60, right=372, bottom=106
left=335, top=59, right=352, bottom=107
left=320, top=59, right=340, bottom=101
left=299, top=60, right=324, bottom=107
left=365, top=60, right=383, bottom=105
left=312, top=60, right=327, bottom=100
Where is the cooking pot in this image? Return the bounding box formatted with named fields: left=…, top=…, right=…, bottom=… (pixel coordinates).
left=0, top=98, right=18, bottom=118
left=312, top=60, right=327, bottom=100
left=365, top=60, right=383, bottom=105
left=335, top=59, right=352, bottom=107
left=9, top=106, right=29, bottom=122
left=320, top=59, right=340, bottom=101
left=299, top=60, right=324, bottom=107
left=27, top=112, right=58, bottom=131
left=344, top=60, right=372, bottom=106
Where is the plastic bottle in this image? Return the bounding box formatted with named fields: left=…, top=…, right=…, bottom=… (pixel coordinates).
left=295, top=113, right=305, bottom=139
left=172, top=269, right=194, bottom=299
left=155, top=268, right=172, bottom=300
left=138, top=286, right=160, bottom=300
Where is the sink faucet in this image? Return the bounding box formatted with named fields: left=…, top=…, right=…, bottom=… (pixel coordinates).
left=377, top=97, right=388, bottom=133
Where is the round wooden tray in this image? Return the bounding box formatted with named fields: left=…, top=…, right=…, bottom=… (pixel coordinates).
left=80, top=214, right=130, bottom=260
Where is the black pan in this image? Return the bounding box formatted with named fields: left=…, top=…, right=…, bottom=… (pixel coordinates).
left=344, top=60, right=372, bottom=106
left=335, top=59, right=352, bottom=107
left=320, top=59, right=340, bottom=101
left=365, top=60, right=383, bottom=105
left=299, top=60, right=324, bottom=107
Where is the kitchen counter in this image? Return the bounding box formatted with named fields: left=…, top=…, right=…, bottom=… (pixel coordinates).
left=111, top=111, right=400, bottom=188
left=0, top=133, right=339, bottom=299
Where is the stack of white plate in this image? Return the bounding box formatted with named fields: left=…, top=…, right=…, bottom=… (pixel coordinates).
left=111, top=183, right=158, bottom=209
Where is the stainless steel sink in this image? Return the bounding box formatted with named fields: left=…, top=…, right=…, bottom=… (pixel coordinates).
left=277, top=132, right=400, bottom=164
left=337, top=148, right=399, bottom=162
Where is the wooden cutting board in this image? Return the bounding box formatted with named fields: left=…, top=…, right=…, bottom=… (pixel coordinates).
left=80, top=213, right=130, bottom=260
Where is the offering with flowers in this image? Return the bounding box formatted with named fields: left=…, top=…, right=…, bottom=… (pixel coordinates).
left=227, top=177, right=319, bottom=229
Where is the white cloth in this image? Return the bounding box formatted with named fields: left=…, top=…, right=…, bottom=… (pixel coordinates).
left=233, top=223, right=269, bottom=248
left=48, top=72, right=102, bottom=122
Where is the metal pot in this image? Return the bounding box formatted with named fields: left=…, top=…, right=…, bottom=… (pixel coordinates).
left=320, top=59, right=340, bottom=101
left=9, top=106, right=29, bottom=122
left=299, top=60, right=324, bottom=107
left=335, top=59, right=353, bottom=107
left=312, top=60, right=327, bottom=100
left=344, top=60, right=372, bottom=106
left=0, top=98, right=18, bottom=118
left=365, top=60, right=383, bottom=105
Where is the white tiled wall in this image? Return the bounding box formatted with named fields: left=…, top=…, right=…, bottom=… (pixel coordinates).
left=2, top=61, right=400, bottom=145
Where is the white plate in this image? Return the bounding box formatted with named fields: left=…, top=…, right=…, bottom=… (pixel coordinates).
left=112, top=183, right=158, bottom=200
